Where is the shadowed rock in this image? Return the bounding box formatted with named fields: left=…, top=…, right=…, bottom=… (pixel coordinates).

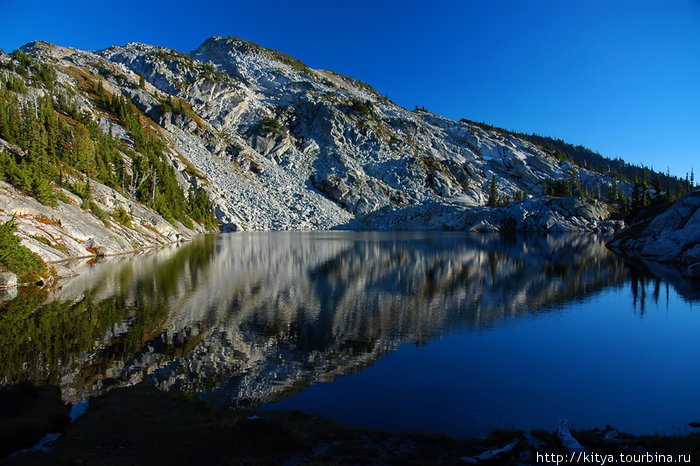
left=608, top=189, right=700, bottom=279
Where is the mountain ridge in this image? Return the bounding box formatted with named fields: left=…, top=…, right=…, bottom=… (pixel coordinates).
left=92, top=36, right=625, bottom=230
left=2, top=35, right=691, bottom=267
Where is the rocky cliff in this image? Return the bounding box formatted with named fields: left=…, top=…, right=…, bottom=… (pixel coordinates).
left=4, top=37, right=630, bottom=237
left=608, top=189, right=700, bottom=278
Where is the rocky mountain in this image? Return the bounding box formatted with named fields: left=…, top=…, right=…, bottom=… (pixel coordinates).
left=2, top=37, right=633, bottom=241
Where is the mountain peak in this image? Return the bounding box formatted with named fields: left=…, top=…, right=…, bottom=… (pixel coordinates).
left=19, top=40, right=76, bottom=60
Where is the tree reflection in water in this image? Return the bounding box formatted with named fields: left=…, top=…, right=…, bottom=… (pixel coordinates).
left=0, top=232, right=689, bottom=410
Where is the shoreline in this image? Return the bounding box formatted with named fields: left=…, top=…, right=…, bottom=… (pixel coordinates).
left=0, top=236, right=199, bottom=292
left=45, top=235, right=196, bottom=280
left=2, top=385, right=698, bottom=464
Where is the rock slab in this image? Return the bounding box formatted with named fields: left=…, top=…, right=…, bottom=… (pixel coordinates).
left=608, top=190, right=700, bottom=277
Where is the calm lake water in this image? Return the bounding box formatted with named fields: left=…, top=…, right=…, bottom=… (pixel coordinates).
left=1, top=232, right=698, bottom=437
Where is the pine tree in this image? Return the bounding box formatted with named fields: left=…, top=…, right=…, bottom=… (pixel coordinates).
left=488, top=175, right=498, bottom=207
left=31, top=175, right=57, bottom=206
left=653, top=173, right=662, bottom=196
left=567, top=168, right=583, bottom=197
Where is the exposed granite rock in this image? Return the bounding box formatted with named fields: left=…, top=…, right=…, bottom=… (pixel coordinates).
left=95, top=38, right=629, bottom=231
left=358, top=196, right=621, bottom=233
left=0, top=139, right=26, bottom=159
left=11, top=38, right=632, bottom=234
left=608, top=189, right=700, bottom=278
left=0, top=180, right=205, bottom=277
left=683, top=244, right=700, bottom=278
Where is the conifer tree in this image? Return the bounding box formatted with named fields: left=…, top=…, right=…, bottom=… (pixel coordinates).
left=488, top=175, right=498, bottom=207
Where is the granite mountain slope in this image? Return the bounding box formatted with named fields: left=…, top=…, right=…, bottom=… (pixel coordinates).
left=9, top=37, right=631, bottom=234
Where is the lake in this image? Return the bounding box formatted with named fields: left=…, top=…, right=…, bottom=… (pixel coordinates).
left=1, top=232, right=698, bottom=438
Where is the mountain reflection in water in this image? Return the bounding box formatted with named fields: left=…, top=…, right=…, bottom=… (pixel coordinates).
left=1, top=232, right=696, bottom=435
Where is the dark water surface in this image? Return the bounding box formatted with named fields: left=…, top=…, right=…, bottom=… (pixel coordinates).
left=1, top=232, right=698, bottom=438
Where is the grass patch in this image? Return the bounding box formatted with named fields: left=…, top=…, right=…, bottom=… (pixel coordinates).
left=175, top=153, right=203, bottom=179
left=62, top=66, right=98, bottom=95
left=322, top=69, right=387, bottom=101
left=82, top=200, right=110, bottom=227
left=267, top=49, right=310, bottom=73
left=34, top=215, right=61, bottom=227
left=28, top=235, right=68, bottom=254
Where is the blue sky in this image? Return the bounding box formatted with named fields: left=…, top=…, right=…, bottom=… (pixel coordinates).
left=2, top=0, right=699, bottom=178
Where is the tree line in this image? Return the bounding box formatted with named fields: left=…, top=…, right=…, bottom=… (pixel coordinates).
left=464, top=118, right=695, bottom=221
left=463, top=118, right=695, bottom=201
left=0, top=50, right=217, bottom=231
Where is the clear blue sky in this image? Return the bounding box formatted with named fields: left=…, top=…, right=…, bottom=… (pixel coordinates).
left=3, top=0, right=699, bottom=178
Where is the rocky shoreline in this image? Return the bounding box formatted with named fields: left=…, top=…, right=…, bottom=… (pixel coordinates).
left=607, top=189, right=700, bottom=279
left=357, top=195, right=623, bottom=234
left=0, top=178, right=206, bottom=286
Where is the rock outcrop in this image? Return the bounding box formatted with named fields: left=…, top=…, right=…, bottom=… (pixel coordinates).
left=607, top=189, right=700, bottom=278
left=0, top=271, right=17, bottom=288
left=0, top=179, right=205, bottom=277
left=358, top=195, right=621, bottom=233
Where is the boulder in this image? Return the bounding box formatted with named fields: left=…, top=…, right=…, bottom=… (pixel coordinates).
left=122, top=88, right=159, bottom=116
left=0, top=271, right=18, bottom=288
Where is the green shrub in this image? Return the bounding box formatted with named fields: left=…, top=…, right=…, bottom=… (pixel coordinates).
left=0, top=218, right=46, bottom=281
left=349, top=98, right=374, bottom=117
left=68, top=181, right=89, bottom=199
left=30, top=234, right=68, bottom=254
left=487, top=175, right=499, bottom=207
left=266, top=49, right=310, bottom=74
left=113, top=205, right=132, bottom=227
left=4, top=76, right=27, bottom=94
left=31, top=176, right=57, bottom=206
left=260, top=116, right=281, bottom=134
left=187, top=187, right=218, bottom=231
left=82, top=200, right=110, bottom=226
